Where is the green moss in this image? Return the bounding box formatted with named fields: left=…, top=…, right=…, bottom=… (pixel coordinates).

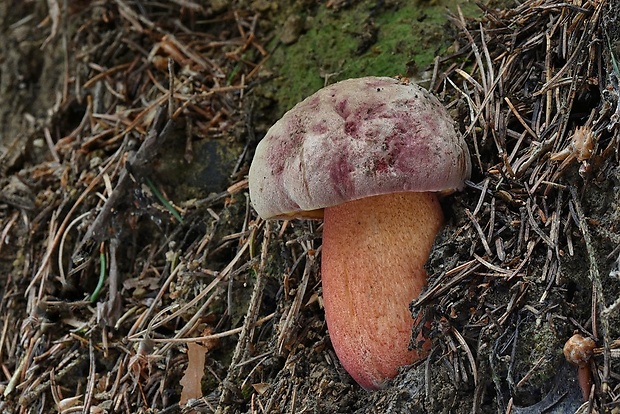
left=265, top=0, right=482, bottom=116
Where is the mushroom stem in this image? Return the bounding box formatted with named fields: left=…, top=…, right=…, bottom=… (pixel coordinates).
left=321, top=191, right=444, bottom=389
left=577, top=364, right=592, bottom=401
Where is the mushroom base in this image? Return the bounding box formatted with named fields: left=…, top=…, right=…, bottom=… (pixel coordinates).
left=321, top=191, right=444, bottom=390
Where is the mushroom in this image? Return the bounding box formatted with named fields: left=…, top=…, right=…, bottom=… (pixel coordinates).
left=248, top=76, right=471, bottom=389
left=563, top=333, right=596, bottom=400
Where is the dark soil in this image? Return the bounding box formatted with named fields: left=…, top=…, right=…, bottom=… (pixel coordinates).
left=0, top=1, right=619, bottom=413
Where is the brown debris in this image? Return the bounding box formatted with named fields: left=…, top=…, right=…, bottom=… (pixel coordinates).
left=0, top=0, right=619, bottom=413
left=0, top=2, right=273, bottom=413
left=412, top=0, right=620, bottom=411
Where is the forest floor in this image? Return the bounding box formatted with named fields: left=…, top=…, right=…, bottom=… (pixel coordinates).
left=0, top=0, right=619, bottom=413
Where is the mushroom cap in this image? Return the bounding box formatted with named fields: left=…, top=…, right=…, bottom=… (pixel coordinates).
left=563, top=334, right=596, bottom=367
left=248, top=76, right=471, bottom=219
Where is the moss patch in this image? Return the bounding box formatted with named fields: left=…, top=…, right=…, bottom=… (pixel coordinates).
left=264, top=0, right=481, bottom=116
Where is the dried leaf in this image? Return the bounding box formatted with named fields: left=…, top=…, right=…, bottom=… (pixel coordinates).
left=56, top=395, right=82, bottom=412
left=180, top=343, right=208, bottom=405
left=252, top=383, right=270, bottom=395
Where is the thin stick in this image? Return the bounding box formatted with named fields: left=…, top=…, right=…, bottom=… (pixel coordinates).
left=569, top=186, right=610, bottom=390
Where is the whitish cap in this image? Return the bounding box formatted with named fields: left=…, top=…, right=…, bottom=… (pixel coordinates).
left=249, top=76, right=471, bottom=219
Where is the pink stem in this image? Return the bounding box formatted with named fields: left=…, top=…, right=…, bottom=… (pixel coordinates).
left=321, top=191, right=443, bottom=389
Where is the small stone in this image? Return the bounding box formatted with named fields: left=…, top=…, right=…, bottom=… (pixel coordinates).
left=280, top=14, right=304, bottom=45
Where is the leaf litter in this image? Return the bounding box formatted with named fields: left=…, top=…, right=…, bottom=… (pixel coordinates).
left=0, top=0, right=619, bottom=413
